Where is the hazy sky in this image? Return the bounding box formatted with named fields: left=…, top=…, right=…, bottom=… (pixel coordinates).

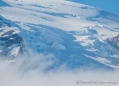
left=69, top=0, right=119, bottom=16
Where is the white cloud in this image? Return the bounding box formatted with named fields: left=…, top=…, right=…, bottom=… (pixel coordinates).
left=0, top=53, right=119, bottom=86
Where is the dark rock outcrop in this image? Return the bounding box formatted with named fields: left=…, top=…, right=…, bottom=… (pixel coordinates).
left=0, top=30, right=24, bottom=57
left=0, top=16, right=24, bottom=58
left=109, top=34, right=119, bottom=50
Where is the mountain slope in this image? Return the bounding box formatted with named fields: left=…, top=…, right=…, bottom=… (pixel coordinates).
left=0, top=16, right=24, bottom=59
left=0, top=0, right=119, bottom=70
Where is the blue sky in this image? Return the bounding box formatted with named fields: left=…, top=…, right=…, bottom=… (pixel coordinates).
left=69, top=0, right=119, bottom=16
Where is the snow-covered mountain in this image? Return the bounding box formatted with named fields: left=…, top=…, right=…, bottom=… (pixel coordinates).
left=0, top=0, right=119, bottom=70
left=0, top=16, right=24, bottom=59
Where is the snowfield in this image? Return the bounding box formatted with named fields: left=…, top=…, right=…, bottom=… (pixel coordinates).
left=0, top=0, right=119, bottom=70
left=0, top=0, right=119, bottom=86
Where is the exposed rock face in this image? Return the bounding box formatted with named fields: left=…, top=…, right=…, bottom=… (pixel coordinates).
left=109, top=34, right=119, bottom=50
left=0, top=16, right=24, bottom=59
left=0, top=30, right=24, bottom=58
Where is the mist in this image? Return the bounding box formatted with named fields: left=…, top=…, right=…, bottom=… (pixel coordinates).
left=0, top=53, right=119, bottom=86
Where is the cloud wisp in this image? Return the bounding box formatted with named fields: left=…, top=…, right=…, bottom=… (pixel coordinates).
left=0, top=53, right=119, bottom=86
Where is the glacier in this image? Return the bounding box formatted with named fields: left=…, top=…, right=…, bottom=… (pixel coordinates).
left=0, top=0, right=119, bottom=70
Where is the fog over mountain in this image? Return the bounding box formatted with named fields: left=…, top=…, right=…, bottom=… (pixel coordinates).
left=0, top=0, right=119, bottom=86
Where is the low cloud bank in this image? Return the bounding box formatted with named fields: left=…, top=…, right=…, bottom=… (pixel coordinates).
left=0, top=53, right=119, bottom=86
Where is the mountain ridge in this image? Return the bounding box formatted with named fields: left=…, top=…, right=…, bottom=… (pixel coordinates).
left=0, top=0, right=119, bottom=70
